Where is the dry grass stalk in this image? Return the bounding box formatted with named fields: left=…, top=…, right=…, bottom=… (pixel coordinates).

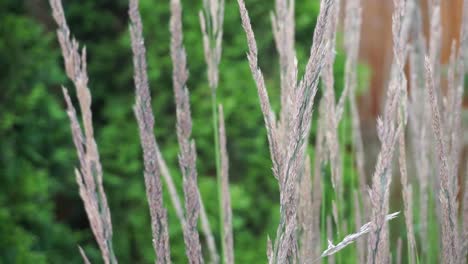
left=366, top=1, right=409, bottom=263
left=237, top=0, right=286, bottom=260
left=397, top=102, right=416, bottom=264
left=425, top=58, right=460, bottom=264
left=237, top=0, right=334, bottom=262
left=396, top=238, right=402, bottom=264
left=408, top=13, right=438, bottom=252
left=218, top=105, right=234, bottom=264
left=236, top=0, right=281, bottom=179
left=156, top=145, right=186, bottom=228
left=272, top=0, right=296, bottom=148
left=394, top=6, right=416, bottom=261
left=408, top=46, right=431, bottom=255
left=267, top=236, right=273, bottom=263
left=428, top=0, right=441, bottom=89
left=344, top=0, right=366, bottom=197
left=199, top=1, right=225, bottom=262
left=170, top=0, right=203, bottom=262
left=405, top=3, right=431, bottom=254
left=403, top=4, right=438, bottom=256
left=311, top=102, right=327, bottom=260
left=128, top=1, right=172, bottom=262
left=78, top=246, right=92, bottom=264
left=199, top=200, right=218, bottom=264
left=157, top=147, right=220, bottom=264
left=156, top=111, right=217, bottom=264
left=322, top=0, right=343, bottom=198
left=427, top=0, right=442, bottom=151
left=50, top=0, right=116, bottom=262
left=353, top=191, right=365, bottom=263
left=444, top=43, right=464, bottom=202
left=298, top=155, right=313, bottom=262
left=322, top=212, right=400, bottom=259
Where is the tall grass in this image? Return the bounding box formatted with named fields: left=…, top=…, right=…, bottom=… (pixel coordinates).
left=50, top=0, right=467, bottom=263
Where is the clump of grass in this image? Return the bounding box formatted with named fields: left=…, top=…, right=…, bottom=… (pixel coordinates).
left=50, top=0, right=468, bottom=263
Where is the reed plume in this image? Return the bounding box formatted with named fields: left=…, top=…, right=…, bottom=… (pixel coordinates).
left=170, top=0, right=204, bottom=262
left=366, top=1, right=409, bottom=263
left=199, top=0, right=225, bottom=262
left=425, top=57, right=460, bottom=264
left=129, top=0, right=172, bottom=262
left=237, top=0, right=334, bottom=262
left=50, top=0, right=117, bottom=262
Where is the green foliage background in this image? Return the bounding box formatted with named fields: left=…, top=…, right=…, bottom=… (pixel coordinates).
left=0, top=0, right=365, bottom=263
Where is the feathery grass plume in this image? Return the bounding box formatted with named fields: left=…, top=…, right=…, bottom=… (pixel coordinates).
left=366, top=1, right=408, bottom=263
left=271, top=0, right=296, bottom=148
left=428, top=0, right=442, bottom=97
left=157, top=146, right=222, bottom=264
left=394, top=4, right=416, bottom=261
left=408, top=46, right=431, bottom=255
left=273, top=0, right=333, bottom=256
left=50, top=1, right=117, bottom=262
left=217, top=105, right=234, bottom=264
left=344, top=0, right=366, bottom=195
left=425, top=58, right=460, bottom=264
left=144, top=92, right=217, bottom=261
left=298, top=155, right=313, bottom=262
left=128, top=1, right=172, bottom=262
left=236, top=0, right=287, bottom=259
left=404, top=6, right=432, bottom=257
left=236, top=0, right=281, bottom=179
left=170, top=0, right=204, bottom=262
left=159, top=124, right=217, bottom=263
left=322, top=212, right=400, bottom=259
left=199, top=1, right=224, bottom=262
left=444, top=43, right=464, bottom=200
left=237, top=0, right=333, bottom=262
left=322, top=0, right=343, bottom=199
left=200, top=0, right=224, bottom=92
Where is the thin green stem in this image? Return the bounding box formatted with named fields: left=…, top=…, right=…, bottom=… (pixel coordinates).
left=211, top=90, right=225, bottom=264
